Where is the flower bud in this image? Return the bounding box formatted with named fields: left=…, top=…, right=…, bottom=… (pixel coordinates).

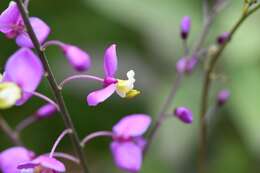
left=61, top=44, right=91, bottom=72
left=174, top=107, right=193, bottom=124
left=176, top=57, right=187, bottom=74
left=185, top=57, right=198, bottom=73
left=180, top=16, right=191, bottom=40
left=217, top=32, right=230, bottom=45
left=176, top=57, right=197, bottom=74
left=36, top=103, right=57, bottom=119
left=217, top=89, right=230, bottom=106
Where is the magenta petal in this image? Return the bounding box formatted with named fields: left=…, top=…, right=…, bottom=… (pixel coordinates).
left=87, top=84, right=116, bottom=106
left=104, top=44, right=118, bottom=77
left=31, top=156, right=65, bottom=172
left=111, top=141, right=142, bottom=173
left=0, top=1, right=21, bottom=34
left=113, top=114, right=151, bottom=138
left=36, top=103, right=57, bottom=119
left=3, top=48, right=44, bottom=105
left=0, top=147, right=34, bottom=173
left=16, top=17, right=50, bottom=48
left=61, top=44, right=92, bottom=72
left=134, top=137, right=147, bottom=150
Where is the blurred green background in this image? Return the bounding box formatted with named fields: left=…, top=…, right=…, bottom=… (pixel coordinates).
left=1, top=0, right=260, bottom=172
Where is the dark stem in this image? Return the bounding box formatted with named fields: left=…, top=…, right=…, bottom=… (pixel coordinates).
left=0, top=115, right=22, bottom=146
left=144, top=73, right=183, bottom=154
left=198, top=4, right=260, bottom=173
left=182, top=39, right=189, bottom=55
left=14, top=1, right=90, bottom=172
left=144, top=3, right=216, bottom=158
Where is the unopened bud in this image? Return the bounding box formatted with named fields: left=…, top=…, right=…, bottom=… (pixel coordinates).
left=176, top=56, right=197, bottom=74
left=61, top=44, right=92, bottom=72
left=174, top=107, right=193, bottom=124
left=36, top=103, right=57, bottom=119
left=180, top=16, right=191, bottom=40
left=217, top=32, right=230, bottom=45
left=185, top=57, right=198, bottom=73
left=217, top=89, right=230, bottom=106
left=176, top=58, right=187, bottom=74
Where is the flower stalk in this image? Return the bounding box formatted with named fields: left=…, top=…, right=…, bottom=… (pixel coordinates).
left=0, top=115, right=22, bottom=146
left=14, top=0, right=90, bottom=172
left=49, top=129, right=73, bottom=158
left=80, top=131, right=113, bottom=147
left=15, top=115, right=37, bottom=133
left=59, top=75, right=104, bottom=89
left=144, top=73, right=183, bottom=154
left=145, top=1, right=217, bottom=157
left=198, top=3, right=260, bottom=173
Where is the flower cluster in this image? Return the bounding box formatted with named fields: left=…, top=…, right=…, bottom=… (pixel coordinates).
left=1, top=0, right=243, bottom=172
left=0, top=1, right=145, bottom=173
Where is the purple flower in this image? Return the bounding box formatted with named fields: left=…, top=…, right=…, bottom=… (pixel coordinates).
left=0, top=147, right=35, bottom=173
left=217, top=32, right=230, bottom=45
left=174, top=107, right=193, bottom=124
left=217, top=89, right=230, bottom=106
left=60, top=44, right=92, bottom=72
left=176, top=57, right=187, bottom=74
left=0, top=1, right=50, bottom=48
left=36, top=103, right=57, bottom=119
left=0, top=48, right=43, bottom=109
left=111, top=114, right=151, bottom=172
left=180, top=16, right=191, bottom=40
left=87, top=44, right=140, bottom=106
left=18, top=155, right=65, bottom=173
left=176, top=56, right=197, bottom=74
left=185, top=57, right=198, bottom=73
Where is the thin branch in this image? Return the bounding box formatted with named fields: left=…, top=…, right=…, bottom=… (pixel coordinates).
left=14, top=0, right=90, bottom=172
left=49, top=129, right=73, bottom=158
left=0, top=114, right=22, bottom=146
left=198, top=4, right=260, bottom=173
left=24, top=91, right=59, bottom=109
left=15, top=116, right=37, bottom=133
left=59, top=75, right=104, bottom=89
left=144, top=73, right=183, bottom=154
left=80, top=131, right=113, bottom=147
left=51, top=152, right=80, bottom=164
left=144, top=2, right=217, bottom=157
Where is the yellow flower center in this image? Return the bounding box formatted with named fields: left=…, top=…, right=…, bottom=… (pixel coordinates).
left=0, top=82, right=21, bottom=109
left=115, top=70, right=140, bottom=98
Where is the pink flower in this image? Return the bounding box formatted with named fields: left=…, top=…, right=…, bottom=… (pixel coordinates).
left=0, top=48, right=43, bottom=109
left=110, top=114, right=151, bottom=172
left=87, top=44, right=140, bottom=106
left=0, top=1, right=50, bottom=48
left=18, top=155, right=65, bottom=173
left=0, top=147, right=35, bottom=173
left=61, top=44, right=92, bottom=72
